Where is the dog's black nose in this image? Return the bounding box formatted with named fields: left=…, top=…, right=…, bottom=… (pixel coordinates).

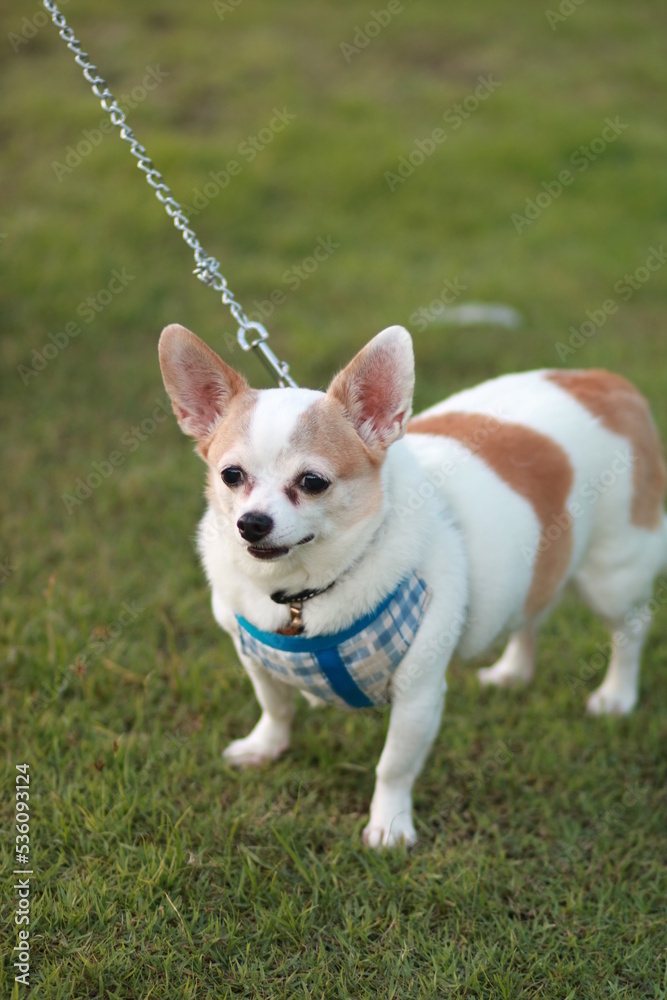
left=237, top=511, right=274, bottom=543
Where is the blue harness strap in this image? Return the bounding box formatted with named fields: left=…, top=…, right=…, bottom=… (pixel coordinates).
left=235, top=572, right=432, bottom=710
left=312, top=648, right=373, bottom=709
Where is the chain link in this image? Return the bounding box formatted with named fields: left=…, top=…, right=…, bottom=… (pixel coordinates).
left=42, top=0, right=298, bottom=388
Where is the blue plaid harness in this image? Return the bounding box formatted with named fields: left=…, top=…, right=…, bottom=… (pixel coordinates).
left=236, top=572, right=432, bottom=710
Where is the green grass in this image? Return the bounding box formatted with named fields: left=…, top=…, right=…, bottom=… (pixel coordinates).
left=1, top=0, right=667, bottom=996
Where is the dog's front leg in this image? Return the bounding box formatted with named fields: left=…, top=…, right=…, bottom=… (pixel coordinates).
left=363, top=663, right=448, bottom=849
left=223, top=661, right=295, bottom=768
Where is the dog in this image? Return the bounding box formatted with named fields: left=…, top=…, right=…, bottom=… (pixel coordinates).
left=159, top=322, right=667, bottom=847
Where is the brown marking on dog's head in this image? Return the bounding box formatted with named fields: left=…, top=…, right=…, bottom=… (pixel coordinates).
left=204, top=389, right=260, bottom=500
left=407, top=411, right=574, bottom=615
left=288, top=395, right=384, bottom=522
left=547, top=370, right=666, bottom=530
left=292, top=396, right=382, bottom=476
left=205, top=390, right=259, bottom=465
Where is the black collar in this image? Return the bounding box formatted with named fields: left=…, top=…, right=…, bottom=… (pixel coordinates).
left=270, top=580, right=336, bottom=605
left=268, top=523, right=385, bottom=633
left=270, top=580, right=336, bottom=636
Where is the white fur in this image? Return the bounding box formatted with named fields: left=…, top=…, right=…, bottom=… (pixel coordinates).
left=215, top=387, right=328, bottom=560
left=159, top=325, right=667, bottom=848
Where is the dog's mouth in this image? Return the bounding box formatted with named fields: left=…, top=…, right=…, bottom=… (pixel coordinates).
left=247, top=544, right=290, bottom=561
left=247, top=534, right=314, bottom=561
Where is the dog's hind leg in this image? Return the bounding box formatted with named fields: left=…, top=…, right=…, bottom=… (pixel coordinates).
left=585, top=609, right=652, bottom=716
left=574, top=520, right=667, bottom=715
left=477, top=622, right=539, bottom=688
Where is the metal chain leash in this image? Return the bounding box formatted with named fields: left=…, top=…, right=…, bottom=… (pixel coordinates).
left=42, top=0, right=298, bottom=388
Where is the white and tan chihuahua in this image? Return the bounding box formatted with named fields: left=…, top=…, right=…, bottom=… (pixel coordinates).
left=159, top=323, right=666, bottom=847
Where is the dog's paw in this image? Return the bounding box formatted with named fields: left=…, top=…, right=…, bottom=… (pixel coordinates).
left=477, top=660, right=532, bottom=688
left=586, top=685, right=637, bottom=717
left=362, top=812, right=417, bottom=849
left=222, top=734, right=288, bottom=768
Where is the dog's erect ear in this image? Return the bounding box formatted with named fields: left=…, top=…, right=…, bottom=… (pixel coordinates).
left=158, top=324, right=248, bottom=439
left=327, top=326, right=415, bottom=450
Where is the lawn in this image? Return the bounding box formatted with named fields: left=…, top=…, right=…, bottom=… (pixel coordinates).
left=1, top=0, right=666, bottom=996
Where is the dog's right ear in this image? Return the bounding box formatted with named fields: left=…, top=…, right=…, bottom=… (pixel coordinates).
left=158, top=324, right=248, bottom=440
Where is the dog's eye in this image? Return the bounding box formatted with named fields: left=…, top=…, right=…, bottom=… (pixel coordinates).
left=221, top=467, right=244, bottom=487
left=299, top=473, right=330, bottom=495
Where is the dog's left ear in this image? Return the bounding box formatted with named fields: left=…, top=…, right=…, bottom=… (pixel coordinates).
left=327, top=325, right=415, bottom=450
left=158, top=323, right=248, bottom=440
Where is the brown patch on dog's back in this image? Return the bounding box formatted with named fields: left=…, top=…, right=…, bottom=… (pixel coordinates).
left=548, top=370, right=666, bottom=529
left=408, top=411, right=574, bottom=615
